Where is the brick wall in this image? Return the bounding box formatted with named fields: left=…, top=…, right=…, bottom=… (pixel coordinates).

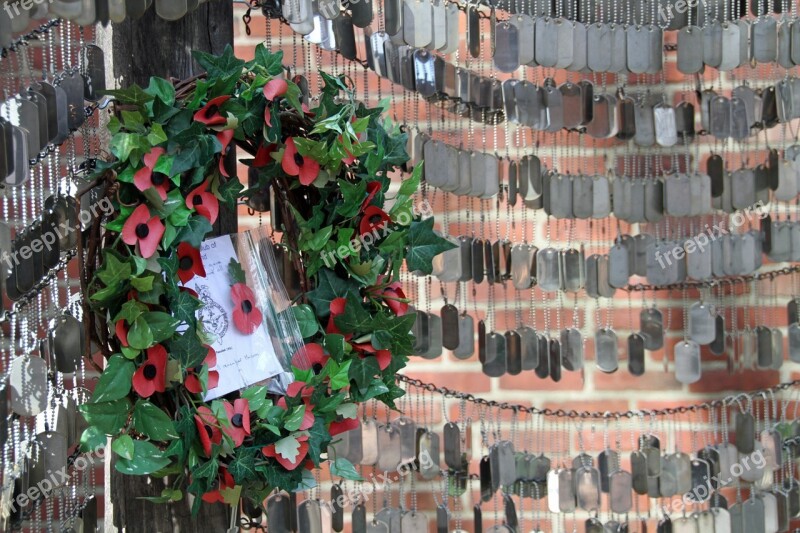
left=235, top=6, right=800, bottom=531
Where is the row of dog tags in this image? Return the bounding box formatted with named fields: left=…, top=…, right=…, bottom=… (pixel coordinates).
left=0, top=0, right=211, bottom=40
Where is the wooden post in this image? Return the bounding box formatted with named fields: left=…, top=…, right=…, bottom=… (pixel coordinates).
left=109, top=3, right=236, bottom=531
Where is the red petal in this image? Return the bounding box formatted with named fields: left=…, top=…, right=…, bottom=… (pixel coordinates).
left=298, top=158, right=320, bottom=186
left=253, top=143, right=275, bottom=167
left=264, top=106, right=272, bottom=127
left=291, top=343, right=327, bottom=370
left=205, top=345, right=217, bottom=368
left=230, top=283, right=256, bottom=305
left=330, top=297, right=347, bottom=316
left=207, top=370, right=219, bottom=390
left=375, top=349, right=392, bottom=370
left=299, top=404, right=315, bottom=431
left=359, top=206, right=390, bottom=237
left=361, top=181, right=381, bottom=211
left=193, top=110, right=227, bottom=126
left=178, top=242, right=206, bottom=284
left=137, top=216, right=165, bottom=259
left=185, top=374, right=202, bottom=394
left=201, top=490, right=224, bottom=504
left=115, top=320, right=129, bottom=347
left=233, top=305, right=263, bottom=335
left=286, top=381, right=312, bottom=398
left=263, top=78, right=288, bottom=101
left=281, top=138, right=301, bottom=176
left=133, top=167, right=153, bottom=193
left=262, top=438, right=309, bottom=470
left=143, top=147, right=166, bottom=169
left=383, top=288, right=408, bottom=316
left=234, top=399, right=251, bottom=435
left=329, top=417, right=359, bottom=436
left=132, top=367, right=156, bottom=398
left=217, top=129, right=234, bottom=152
left=121, top=205, right=151, bottom=246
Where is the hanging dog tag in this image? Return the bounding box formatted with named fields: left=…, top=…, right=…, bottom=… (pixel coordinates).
left=598, top=449, right=618, bottom=493
left=504, top=329, right=522, bottom=376
left=360, top=419, right=378, bottom=465
left=543, top=83, right=564, bottom=132
left=640, top=307, right=664, bottom=350
left=608, top=241, right=630, bottom=288
left=510, top=14, right=535, bottom=65
left=424, top=313, right=443, bottom=358
left=689, top=302, right=715, bottom=345
left=377, top=424, right=402, bottom=471
left=412, top=309, right=430, bottom=354
left=494, top=22, right=520, bottom=73
left=595, top=328, right=619, bottom=373
left=536, top=247, right=560, bottom=291
left=453, top=313, right=474, bottom=359
left=627, top=333, right=645, bottom=376
left=562, top=248, right=583, bottom=291
left=627, top=25, right=650, bottom=74
left=609, top=24, right=628, bottom=73
left=753, top=17, right=778, bottom=62
left=534, top=18, right=558, bottom=67
left=518, top=326, right=538, bottom=370
left=534, top=335, right=550, bottom=379
left=393, top=416, right=417, bottom=465
left=592, top=175, right=611, bottom=218
left=441, top=303, right=460, bottom=350
left=789, top=323, right=800, bottom=362
left=654, top=103, right=677, bottom=147
left=352, top=504, right=367, bottom=532
left=483, top=331, right=507, bottom=377
left=560, top=327, right=583, bottom=371
left=575, top=466, right=601, bottom=511
left=735, top=411, right=755, bottom=454
left=9, top=356, right=47, bottom=416
left=298, top=500, right=323, bottom=533
left=587, top=23, right=612, bottom=71
left=5, top=126, right=27, bottom=188
left=704, top=20, right=724, bottom=68
left=609, top=471, right=633, bottom=513
left=553, top=18, right=574, bottom=69
left=674, top=340, right=701, bottom=383
left=586, top=94, right=611, bottom=138
left=467, top=0, right=480, bottom=57
left=756, top=325, right=774, bottom=368
left=52, top=313, right=85, bottom=373
left=631, top=451, right=648, bottom=495
left=677, top=26, right=704, bottom=73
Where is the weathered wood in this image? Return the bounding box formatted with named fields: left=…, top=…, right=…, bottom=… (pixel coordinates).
left=109, top=3, right=236, bottom=531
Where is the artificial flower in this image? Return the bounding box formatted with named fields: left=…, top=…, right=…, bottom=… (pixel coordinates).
left=185, top=180, right=220, bottom=225
left=339, top=135, right=356, bottom=166
left=354, top=341, right=392, bottom=371
left=329, top=416, right=359, bottom=437
left=133, top=147, right=169, bottom=200
left=180, top=286, right=199, bottom=299
left=185, top=345, right=219, bottom=395
left=276, top=393, right=315, bottom=431
left=222, top=399, right=251, bottom=447
left=359, top=206, right=390, bottom=237
left=285, top=381, right=313, bottom=399
left=115, top=320, right=129, bottom=347
left=264, top=105, right=272, bottom=128
left=231, top=283, right=263, bottom=334
left=193, top=95, right=230, bottom=126
left=216, top=129, right=234, bottom=177
left=281, top=137, right=320, bottom=186
left=132, top=344, right=167, bottom=398
left=326, top=297, right=352, bottom=340
left=194, top=405, right=222, bottom=457
left=177, top=242, right=206, bottom=284
left=262, top=434, right=309, bottom=471
left=252, top=142, right=276, bottom=168
left=370, top=280, right=408, bottom=316
left=361, top=181, right=381, bottom=212
left=201, top=468, right=235, bottom=504
left=121, top=204, right=165, bottom=259
left=263, top=78, right=288, bottom=101
left=291, top=343, right=329, bottom=374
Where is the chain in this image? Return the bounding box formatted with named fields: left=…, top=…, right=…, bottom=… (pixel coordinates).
left=395, top=374, right=800, bottom=419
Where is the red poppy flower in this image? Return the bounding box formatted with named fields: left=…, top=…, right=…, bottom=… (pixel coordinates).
left=222, top=399, right=251, bottom=447
left=231, top=283, right=263, bottom=334
left=354, top=341, right=392, bottom=371
left=276, top=394, right=315, bottom=431
left=185, top=345, right=219, bottom=395
left=330, top=416, right=359, bottom=437
left=327, top=297, right=353, bottom=340
left=263, top=78, right=288, bottom=101
left=253, top=143, right=276, bottom=167
left=132, top=344, right=167, bottom=398
left=133, top=147, right=169, bottom=200
left=359, top=206, right=390, bottom=237
left=281, top=137, right=320, bottom=186
left=177, top=242, right=206, bottom=284
left=193, top=95, right=230, bottom=126
left=115, top=320, right=129, bottom=347
left=216, top=129, right=235, bottom=177
left=121, top=204, right=165, bottom=259
left=185, top=180, right=220, bottom=225
left=338, top=135, right=357, bottom=166
left=291, top=343, right=329, bottom=373
left=201, top=468, right=235, bottom=504
left=262, top=434, right=309, bottom=471
left=361, top=181, right=381, bottom=212
left=377, top=282, right=408, bottom=316
left=194, top=405, right=222, bottom=457
left=285, top=381, right=313, bottom=399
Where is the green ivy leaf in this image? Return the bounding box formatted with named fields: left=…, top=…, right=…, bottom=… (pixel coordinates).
left=115, top=440, right=171, bottom=475
left=176, top=215, right=213, bottom=248
left=79, top=399, right=131, bottom=435
left=133, top=400, right=178, bottom=441
left=127, top=317, right=154, bottom=350
left=79, top=426, right=107, bottom=453
left=112, top=435, right=135, bottom=460
left=97, top=251, right=132, bottom=287
left=216, top=176, right=244, bottom=208
left=172, top=290, right=202, bottom=327
left=347, top=356, right=380, bottom=389
left=283, top=405, right=307, bottom=432
left=91, top=354, right=134, bottom=402
left=103, top=85, right=154, bottom=106
left=228, top=447, right=258, bottom=483
left=146, top=77, right=176, bottom=106
left=306, top=417, right=331, bottom=466
left=147, top=123, right=168, bottom=145
left=291, top=304, right=319, bottom=338
left=306, top=269, right=361, bottom=318
left=130, top=275, right=155, bottom=292
left=405, top=218, right=458, bottom=275
left=328, top=359, right=351, bottom=390
left=303, top=225, right=334, bottom=253
left=397, top=161, right=422, bottom=196
left=193, top=44, right=246, bottom=80
left=252, top=44, right=284, bottom=75
left=274, top=435, right=301, bottom=462
left=241, top=385, right=269, bottom=412
left=333, top=292, right=371, bottom=334
left=228, top=258, right=246, bottom=285
left=329, top=458, right=363, bottom=481
left=141, top=311, right=181, bottom=343
left=324, top=333, right=348, bottom=362
left=169, top=328, right=208, bottom=368
left=335, top=403, right=358, bottom=420
left=114, top=300, right=147, bottom=324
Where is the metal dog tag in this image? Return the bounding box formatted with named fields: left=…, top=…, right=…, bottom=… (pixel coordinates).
left=752, top=17, right=778, bottom=62
left=483, top=332, right=507, bottom=377
left=587, top=23, right=611, bottom=72
left=674, top=340, right=701, bottom=383
left=377, top=424, right=402, bottom=471
left=535, top=17, right=558, bottom=67
left=595, top=328, right=618, bottom=373
left=9, top=356, right=47, bottom=416
left=360, top=419, right=379, bottom=465
left=677, top=26, right=704, bottom=73
left=52, top=313, right=85, bottom=373
left=494, top=22, right=520, bottom=73
left=510, top=14, right=535, bottom=65
left=561, top=327, right=583, bottom=371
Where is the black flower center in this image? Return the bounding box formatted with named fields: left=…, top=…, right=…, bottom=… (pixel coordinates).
left=192, top=194, right=203, bottom=206
left=193, top=365, right=202, bottom=374
left=369, top=214, right=384, bottom=225
left=151, top=172, right=167, bottom=186
left=293, top=152, right=304, bottom=166
left=143, top=363, right=157, bottom=380
left=231, top=414, right=244, bottom=428
left=204, top=425, right=213, bottom=438
left=179, top=256, right=194, bottom=271
left=312, top=363, right=323, bottom=374
left=241, top=300, right=253, bottom=313
left=205, top=104, right=219, bottom=118
left=135, top=223, right=150, bottom=239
